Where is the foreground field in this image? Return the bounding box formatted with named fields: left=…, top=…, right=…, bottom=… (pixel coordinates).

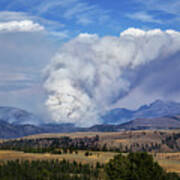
left=0, top=150, right=179, bottom=174
left=154, top=153, right=180, bottom=174
left=0, top=130, right=179, bottom=175
left=0, top=150, right=117, bottom=165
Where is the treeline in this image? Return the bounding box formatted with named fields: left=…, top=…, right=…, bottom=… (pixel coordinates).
left=0, top=136, right=101, bottom=154
left=105, top=152, right=180, bottom=180
left=0, top=153, right=179, bottom=180
left=162, top=133, right=180, bottom=151
left=0, top=159, right=102, bottom=180
left=0, top=133, right=180, bottom=153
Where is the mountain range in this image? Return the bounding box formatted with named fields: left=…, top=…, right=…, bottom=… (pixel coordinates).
left=0, top=99, right=180, bottom=138
left=102, top=99, right=180, bottom=124
left=0, top=121, right=44, bottom=139
left=0, top=106, right=40, bottom=125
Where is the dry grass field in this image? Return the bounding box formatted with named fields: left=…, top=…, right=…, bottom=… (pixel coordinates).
left=154, top=153, right=180, bottom=174
left=21, top=129, right=180, bottom=140
left=0, top=150, right=179, bottom=174
left=0, top=150, right=117, bottom=165
left=0, top=130, right=180, bottom=174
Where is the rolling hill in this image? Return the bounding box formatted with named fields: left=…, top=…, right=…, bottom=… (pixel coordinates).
left=118, top=115, right=180, bottom=130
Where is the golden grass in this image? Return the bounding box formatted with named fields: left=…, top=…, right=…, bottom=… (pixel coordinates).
left=1, top=130, right=180, bottom=174
left=21, top=129, right=180, bottom=140
left=21, top=132, right=107, bottom=139
left=158, top=160, right=180, bottom=173
left=0, top=150, right=179, bottom=174
left=154, top=152, right=180, bottom=161
left=0, top=150, right=117, bottom=165
left=154, top=152, right=180, bottom=174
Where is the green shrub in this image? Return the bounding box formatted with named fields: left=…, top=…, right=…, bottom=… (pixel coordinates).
left=105, top=152, right=179, bottom=180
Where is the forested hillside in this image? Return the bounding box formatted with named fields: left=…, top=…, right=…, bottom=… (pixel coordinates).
left=1, top=130, right=180, bottom=153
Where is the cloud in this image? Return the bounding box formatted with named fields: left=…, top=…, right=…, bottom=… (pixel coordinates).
left=136, top=0, right=180, bottom=15
left=44, top=28, right=180, bottom=127
left=0, top=83, right=48, bottom=121
left=126, top=11, right=162, bottom=24
left=0, top=20, right=44, bottom=32
left=38, top=0, right=110, bottom=26
left=0, top=11, right=27, bottom=22
left=0, top=11, right=70, bottom=39
left=127, top=0, right=180, bottom=27
left=63, top=2, right=96, bottom=19
left=0, top=11, right=65, bottom=36
left=59, top=1, right=110, bottom=26
left=35, top=0, right=78, bottom=15
left=115, top=51, right=180, bottom=110
left=2, top=0, right=110, bottom=27
left=50, top=30, right=69, bottom=39
left=76, top=16, right=93, bottom=25
left=0, top=71, right=37, bottom=92
left=0, top=28, right=58, bottom=117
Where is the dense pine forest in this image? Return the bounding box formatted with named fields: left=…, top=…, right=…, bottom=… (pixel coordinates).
left=0, top=159, right=102, bottom=180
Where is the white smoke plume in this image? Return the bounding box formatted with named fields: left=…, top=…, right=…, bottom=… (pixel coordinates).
left=44, top=28, right=180, bottom=127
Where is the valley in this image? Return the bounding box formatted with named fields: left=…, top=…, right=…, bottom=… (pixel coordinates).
left=0, top=130, right=180, bottom=175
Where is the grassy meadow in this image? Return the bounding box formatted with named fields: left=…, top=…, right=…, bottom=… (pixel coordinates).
left=0, top=150, right=179, bottom=174
left=0, top=130, right=180, bottom=175
left=0, top=150, right=117, bottom=165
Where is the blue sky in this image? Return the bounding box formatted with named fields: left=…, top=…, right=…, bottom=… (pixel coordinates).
left=0, top=0, right=180, bottom=119
left=0, top=0, right=179, bottom=36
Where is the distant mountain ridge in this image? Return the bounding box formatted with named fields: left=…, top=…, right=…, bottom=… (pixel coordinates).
left=0, top=106, right=40, bottom=125
left=102, top=100, right=180, bottom=124
left=0, top=100, right=180, bottom=138
left=0, top=115, right=180, bottom=138
left=118, top=115, right=180, bottom=130
left=0, top=120, right=44, bottom=139
left=1, top=99, right=180, bottom=126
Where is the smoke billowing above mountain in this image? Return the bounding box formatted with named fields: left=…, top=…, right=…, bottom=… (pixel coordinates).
left=44, top=28, right=180, bottom=127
